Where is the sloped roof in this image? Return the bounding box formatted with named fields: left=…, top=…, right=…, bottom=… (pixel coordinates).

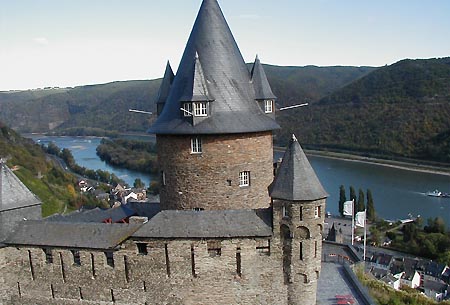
left=0, top=161, right=41, bottom=212
left=4, top=221, right=142, bottom=250
left=269, top=135, right=328, bottom=201
left=45, top=205, right=136, bottom=223
left=133, top=209, right=272, bottom=239
left=149, top=0, right=279, bottom=135
left=251, top=55, right=276, bottom=100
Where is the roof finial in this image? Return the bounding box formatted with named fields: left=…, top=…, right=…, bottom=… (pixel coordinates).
left=291, top=134, right=298, bottom=142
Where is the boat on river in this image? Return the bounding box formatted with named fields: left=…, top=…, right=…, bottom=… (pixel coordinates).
left=426, top=190, right=450, bottom=198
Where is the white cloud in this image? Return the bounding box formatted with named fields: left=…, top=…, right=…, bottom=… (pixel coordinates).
left=33, top=37, right=49, bottom=45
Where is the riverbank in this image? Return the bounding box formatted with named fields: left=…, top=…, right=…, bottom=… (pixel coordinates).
left=274, top=147, right=450, bottom=177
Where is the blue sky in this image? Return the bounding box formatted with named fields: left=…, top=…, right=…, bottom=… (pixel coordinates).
left=1, top=0, right=449, bottom=91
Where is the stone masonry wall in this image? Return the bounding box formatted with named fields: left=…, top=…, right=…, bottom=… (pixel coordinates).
left=272, top=198, right=326, bottom=305
left=157, top=132, right=273, bottom=210
left=0, top=237, right=288, bottom=305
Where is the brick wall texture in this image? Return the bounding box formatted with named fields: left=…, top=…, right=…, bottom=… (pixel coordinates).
left=157, top=132, right=274, bottom=210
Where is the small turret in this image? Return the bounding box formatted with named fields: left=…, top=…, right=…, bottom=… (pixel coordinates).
left=156, top=61, right=175, bottom=116
left=270, top=134, right=328, bottom=305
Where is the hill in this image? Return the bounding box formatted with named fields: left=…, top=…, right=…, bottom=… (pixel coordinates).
left=277, top=57, right=450, bottom=162
left=0, top=65, right=375, bottom=134
left=0, top=122, right=101, bottom=216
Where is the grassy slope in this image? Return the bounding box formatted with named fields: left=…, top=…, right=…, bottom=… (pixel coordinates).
left=0, top=123, right=76, bottom=216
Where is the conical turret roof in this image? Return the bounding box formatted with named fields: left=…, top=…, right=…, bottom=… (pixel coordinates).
left=269, top=135, right=328, bottom=201
left=155, top=61, right=175, bottom=106
left=149, top=0, right=279, bottom=135
left=0, top=161, right=42, bottom=212
left=251, top=55, right=276, bottom=100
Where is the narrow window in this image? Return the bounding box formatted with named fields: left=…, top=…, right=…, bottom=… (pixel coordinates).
left=191, top=245, right=197, bottom=277
left=105, top=252, right=114, bottom=268
left=236, top=247, right=242, bottom=277
left=43, top=248, right=53, bottom=264
left=264, top=100, right=273, bottom=113
left=191, top=137, right=202, bottom=154
left=193, top=102, right=207, bottom=116
left=300, top=242, right=303, bottom=260
left=314, top=241, right=318, bottom=258
left=207, top=240, right=222, bottom=257
left=137, top=243, right=148, bottom=255
left=282, top=205, right=288, bottom=218
left=90, top=253, right=96, bottom=278
left=314, top=206, right=321, bottom=218
left=182, top=102, right=193, bottom=116
left=239, top=171, right=250, bottom=187
left=71, top=250, right=81, bottom=266
left=300, top=206, right=303, bottom=221
left=164, top=243, right=171, bottom=277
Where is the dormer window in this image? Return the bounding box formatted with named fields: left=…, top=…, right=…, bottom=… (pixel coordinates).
left=183, top=103, right=193, bottom=117
left=264, top=100, right=273, bottom=113
left=193, top=102, right=208, bottom=117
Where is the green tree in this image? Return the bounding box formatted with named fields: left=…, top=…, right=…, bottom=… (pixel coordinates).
left=339, top=185, right=346, bottom=217
left=357, top=188, right=365, bottom=212
left=134, top=178, right=145, bottom=188
left=366, top=189, right=375, bottom=221
left=349, top=186, right=356, bottom=204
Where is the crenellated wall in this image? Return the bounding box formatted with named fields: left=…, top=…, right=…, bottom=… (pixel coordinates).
left=157, top=132, right=274, bottom=211
left=0, top=237, right=288, bottom=305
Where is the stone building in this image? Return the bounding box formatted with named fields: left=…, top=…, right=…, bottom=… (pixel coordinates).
left=0, top=0, right=328, bottom=304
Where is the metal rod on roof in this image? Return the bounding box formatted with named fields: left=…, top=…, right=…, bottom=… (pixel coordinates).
left=279, top=103, right=309, bottom=111
left=180, top=108, right=194, bottom=116
left=128, top=109, right=153, bottom=115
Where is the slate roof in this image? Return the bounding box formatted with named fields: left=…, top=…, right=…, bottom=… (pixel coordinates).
left=46, top=205, right=135, bottom=223
left=149, top=0, right=279, bottom=135
left=4, top=221, right=142, bottom=250
left=133, top=209, right=272, bottom=239
left=251, top=55, right=276, bottom=100
left=156, top=61, right=175, bottom=107
left=269, top=134, right=328, bottom=201
left=0, top=161, right=41, bottom=212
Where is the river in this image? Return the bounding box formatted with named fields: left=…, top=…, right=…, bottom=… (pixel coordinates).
left=27, top=135, right=450, bottom=225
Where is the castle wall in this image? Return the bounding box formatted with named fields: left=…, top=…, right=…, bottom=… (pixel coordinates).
left=0, top=237, right=288, bottom=305
left=157, top=132, right=273, bottom=210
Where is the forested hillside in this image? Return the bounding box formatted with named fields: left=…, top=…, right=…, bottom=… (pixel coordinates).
left=277, top=57, right=450, bottom=162
left=0, top=122, right=103, bottom=216
left=0, top=65, right=374, bottom=134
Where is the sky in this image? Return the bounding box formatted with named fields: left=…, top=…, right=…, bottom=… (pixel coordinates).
left=1, top=0, right=450, bottom=91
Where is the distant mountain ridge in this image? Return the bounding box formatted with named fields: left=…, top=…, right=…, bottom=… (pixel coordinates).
left=278, top=57, right=450, bottom=162
left=1, top=57, right=449, bottom=163
left=0, top=64, right=375, bottom=133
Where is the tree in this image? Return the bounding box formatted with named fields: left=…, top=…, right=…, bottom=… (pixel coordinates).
left=357, top=189, right=365, bottom=212
left=349, top=186, right=356, bottom=204
left=134, top=178, right=145, bottom=189
left=339, top=185, right=346, bottom=217
left=366, top=189, right=375, bottom=221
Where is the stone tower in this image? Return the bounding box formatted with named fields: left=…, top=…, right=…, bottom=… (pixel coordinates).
left=149, top=0, right=280, bottom=211
left=270, top=135, right=328, bottom=305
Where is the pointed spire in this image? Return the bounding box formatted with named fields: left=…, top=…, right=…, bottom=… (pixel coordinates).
left=251, top=55, right=276, bottom=100
left=1, top=162, right=42, bottom=213
left=149, top=0, right=279, bottom=134
left=179, top=53, right=211, bottom=102
left=156, top=61, right=175, bottom=115
left=269, top=134, right=328, bottom=201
